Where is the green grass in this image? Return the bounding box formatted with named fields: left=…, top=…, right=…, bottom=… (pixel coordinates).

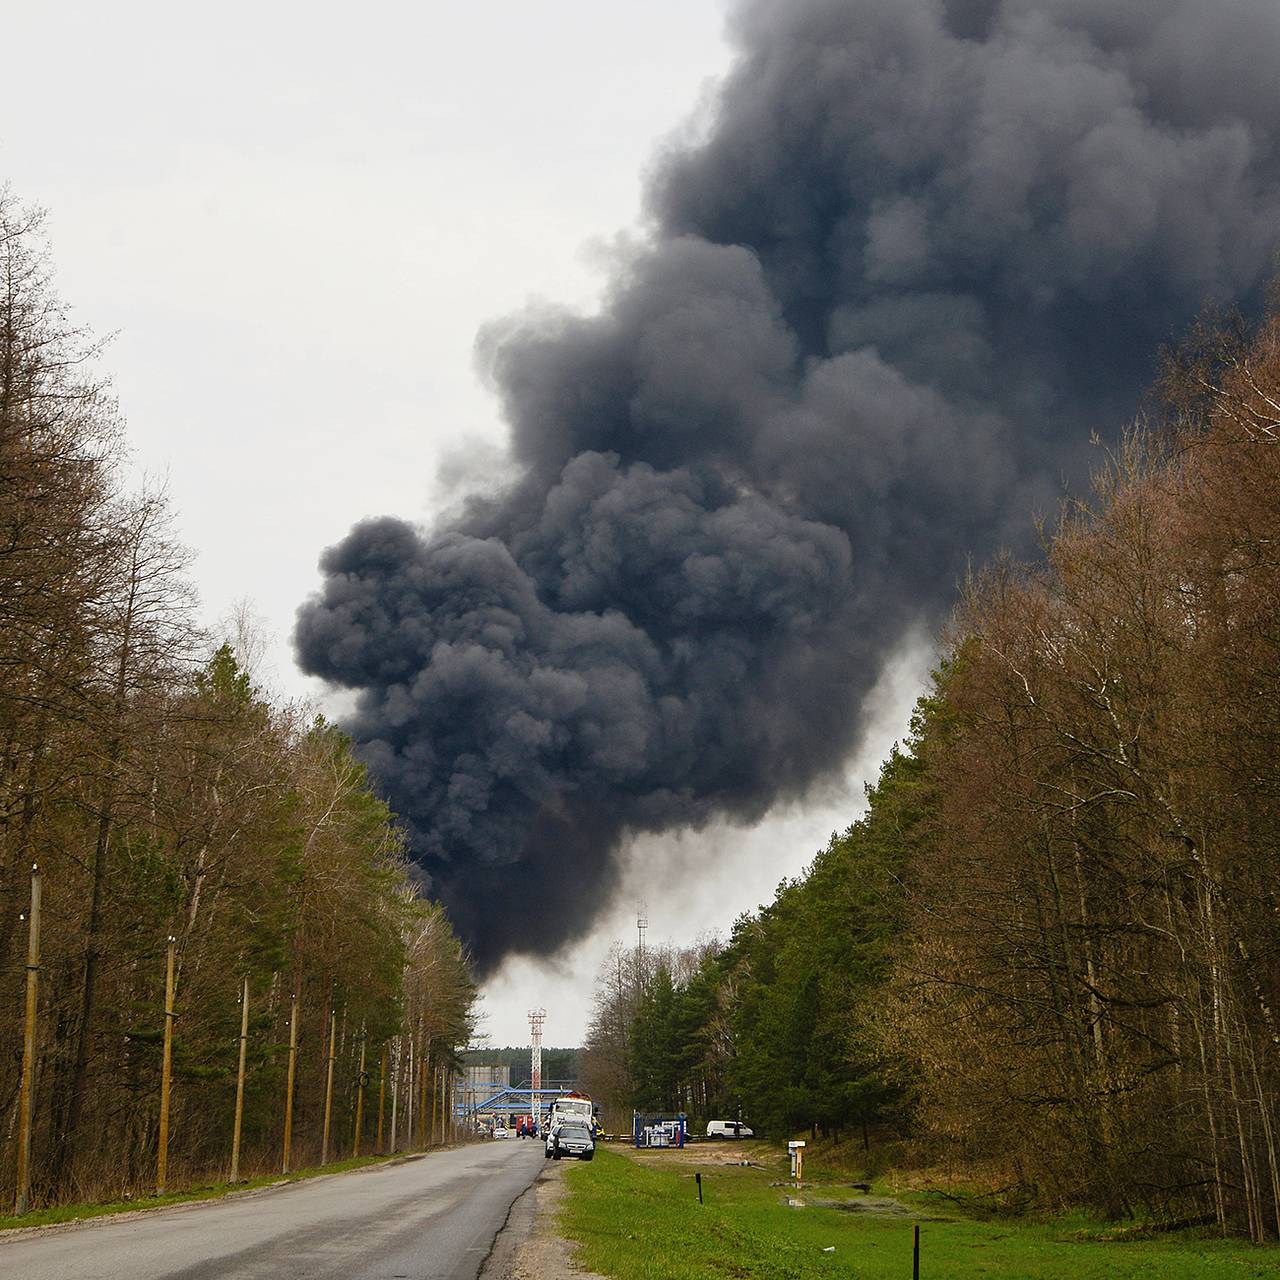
left=0, top=1153, right=397, bottom=1233
left=560, top=1146, right=1280, bottom=1279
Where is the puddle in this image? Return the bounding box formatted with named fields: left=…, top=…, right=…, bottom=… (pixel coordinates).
left=778, top=1193, right=950, bottom=1221
left=819, top=1196, right=915, bottom=1216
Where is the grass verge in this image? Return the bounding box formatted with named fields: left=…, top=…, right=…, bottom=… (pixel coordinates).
left=559, top=1145, right=1280, bottom=1279
left=0, top=1152, right=401, bottom=1233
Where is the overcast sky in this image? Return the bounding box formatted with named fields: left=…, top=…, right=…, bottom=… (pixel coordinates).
left=1, top=0, right=930, bottom=1045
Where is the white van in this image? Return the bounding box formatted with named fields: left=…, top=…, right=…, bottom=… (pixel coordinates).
left=706, top=1120, right=754, bottom=1139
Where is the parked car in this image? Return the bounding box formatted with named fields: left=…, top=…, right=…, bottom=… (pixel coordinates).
left=547, top=1120, right=595, bottom=1161
left=706, top=1120, right=754, bottom=1139
left=493, top=1125, right=510, bottom=1139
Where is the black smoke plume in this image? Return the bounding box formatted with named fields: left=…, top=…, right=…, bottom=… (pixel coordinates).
left=297, top=0, right=1280, bottom=972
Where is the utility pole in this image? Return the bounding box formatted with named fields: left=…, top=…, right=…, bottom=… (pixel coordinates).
left=430, top=1061, right=439, bottom=1145
left=156, top=935, right=177, bottom=1195
left=427, top=1044, right=437, bottom=1146
left=404, top=1036, right=414, bottom=1150
left=14, top=863, right=41, bottom=1216
left=377, top=1043, right=387, bottom=1153
left=230, top=976, right=250, bottom=1182
left=321, top=1012, right=337, bottom=1164
left=389, top=1038, right=400, bottom=1153
left=282, top=993, right=299, bottom=1174
left=353, top=1029, right=367, bottom=1157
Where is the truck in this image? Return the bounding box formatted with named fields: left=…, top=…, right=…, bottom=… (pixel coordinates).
left=547, top=1091, right=599, bottom=1135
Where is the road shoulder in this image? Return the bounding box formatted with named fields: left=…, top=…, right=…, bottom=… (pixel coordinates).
left=481, top=1160, right=606, bottom=1280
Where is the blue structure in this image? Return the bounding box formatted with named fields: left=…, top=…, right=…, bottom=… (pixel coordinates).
left=633, top=1112, right=687, bottom=1148
left=473, top=1086, right=567, bottom=1114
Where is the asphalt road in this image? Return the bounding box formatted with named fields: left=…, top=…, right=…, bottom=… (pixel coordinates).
left=0, top=1140, right=546, bottom=1280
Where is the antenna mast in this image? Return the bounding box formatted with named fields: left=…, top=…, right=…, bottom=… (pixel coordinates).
left=528, top=1007, right=547, bottom=1124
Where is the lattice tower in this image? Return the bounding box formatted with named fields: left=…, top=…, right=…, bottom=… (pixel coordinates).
left=528, top=1007, right=547, bottom=1117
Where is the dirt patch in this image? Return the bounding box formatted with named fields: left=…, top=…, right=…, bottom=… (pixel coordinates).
left=806, top=1195, right=915, bottom=1216
left=480, top=1163, right=606, bottom=1280
left=779, top=1192, right=952, bottom=1221
left=625, top=1142, right=761, bottom=1167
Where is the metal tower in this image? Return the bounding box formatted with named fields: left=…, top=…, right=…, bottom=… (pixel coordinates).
left=636, top=904, right=648, bottom=961
left=528, top=1007, right=547, bottom=1122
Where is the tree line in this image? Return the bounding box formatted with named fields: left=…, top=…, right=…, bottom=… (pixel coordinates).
left=581, top=303, right=1280, bottom=1240
left=461, top=1046, right=580, bottom=1085
left=0, top=189, right=475, bottom=1211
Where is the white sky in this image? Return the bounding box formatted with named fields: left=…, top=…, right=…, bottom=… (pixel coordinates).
left=2, top=1, right=932, bottom=1046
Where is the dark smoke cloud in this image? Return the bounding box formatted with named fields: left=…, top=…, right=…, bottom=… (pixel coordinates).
left=297, top=0, right=1280, bottom=972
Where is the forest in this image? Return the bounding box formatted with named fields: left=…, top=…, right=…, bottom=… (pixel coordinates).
left=581, top=304, right=1280, bottom=1241
left=6, top=165, right=1280, bottom=1240
left=461, top=1046, right=580, bottom=1084
left=0, top=192, right=475, bottom=1212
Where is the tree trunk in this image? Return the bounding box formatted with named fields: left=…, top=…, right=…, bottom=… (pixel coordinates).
left=49, top=774, right=116, bottom=1194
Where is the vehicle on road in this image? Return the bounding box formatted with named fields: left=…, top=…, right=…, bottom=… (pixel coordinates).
left=547, top=1119, right=595, bottom=1161
left=547, top=1090, right=599, bottom=1134
left=706, top=1119, right=754, bottom=1139
left=493, top=1125, right=510, bottom=1139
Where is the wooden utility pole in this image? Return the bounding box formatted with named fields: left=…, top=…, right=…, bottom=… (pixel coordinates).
left=230, top=976, right=250, bottom=1182
left=282, top=993, right=299, bottom=1174
left=156, top=935, right=177, bottom=1195
left=376, top=1044, right=387, bottom=1153
left=424, top=1044, right=435, bottom=1146
left=14, top=863, right=41, bottom=1216
left=352, top=1031, right=367, bottom=1157
left=416, top=1053, right=422, bottom=1148
left=403, top=1036, right=413, bottom=1150
left=429, top=1055, right=438, bottom=1145
left=320, top=1012, right=337, bottom=1164
left=440, top=1064, right=447, bottom=1143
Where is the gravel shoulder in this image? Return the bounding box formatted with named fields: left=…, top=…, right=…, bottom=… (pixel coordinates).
left=481, top=1160, right=606, bottom=1280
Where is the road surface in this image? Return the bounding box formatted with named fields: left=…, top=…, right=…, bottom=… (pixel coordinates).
left=0, top=1140, right=546, bottom=1280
